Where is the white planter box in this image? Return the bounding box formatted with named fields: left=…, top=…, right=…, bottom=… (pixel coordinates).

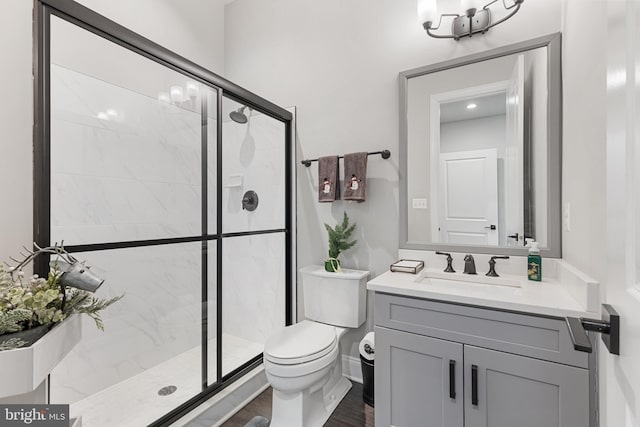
left=0, top=315, right=82, bottom=399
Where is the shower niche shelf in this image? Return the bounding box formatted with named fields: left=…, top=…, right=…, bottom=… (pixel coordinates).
left=224, top=175, right=244, bottom=188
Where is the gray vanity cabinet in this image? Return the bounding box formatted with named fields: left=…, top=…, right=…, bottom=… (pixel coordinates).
left=464, top=345, right=589, bottom=427
left=376, top=327, right=464, bottom=427
left=374, top=294, right=592, bottom=427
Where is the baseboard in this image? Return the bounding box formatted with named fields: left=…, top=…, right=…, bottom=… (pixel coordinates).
left=342, top=355, right=363, bottom=384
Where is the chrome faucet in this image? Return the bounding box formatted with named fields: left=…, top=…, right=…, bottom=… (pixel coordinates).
left=463, top=254, right=477, bottom=275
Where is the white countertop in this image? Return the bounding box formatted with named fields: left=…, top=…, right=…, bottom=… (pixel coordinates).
left=368, top=267, right=596, bottom=319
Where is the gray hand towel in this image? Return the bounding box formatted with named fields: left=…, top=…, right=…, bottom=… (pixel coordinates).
left=343, top=152, right=368, bottom=202
left=318, top=155, right=340, bottom=202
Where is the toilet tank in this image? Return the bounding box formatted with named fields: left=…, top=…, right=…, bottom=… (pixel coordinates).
left=300, top=265, right=369, bottom=328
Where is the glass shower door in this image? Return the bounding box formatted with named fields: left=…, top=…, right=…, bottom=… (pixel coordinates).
left=219, top=97, right=287, bottom=376
left=36, top=2, right=293, bottom=424
left=48, top=15, right=218, bottom=426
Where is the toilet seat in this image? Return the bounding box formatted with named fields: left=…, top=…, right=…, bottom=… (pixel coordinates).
left=264, top=344, right=339, bottom=378
left=264, top=320, right=337, bottom=365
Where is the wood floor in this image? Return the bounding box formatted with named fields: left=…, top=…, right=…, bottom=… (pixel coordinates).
left=221, top=382, right=374, bottom=427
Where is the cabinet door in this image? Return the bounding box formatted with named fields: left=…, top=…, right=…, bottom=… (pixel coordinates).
left=464, top=345, right=589, bottom=427
left=375, top=326, right=463, bottom=427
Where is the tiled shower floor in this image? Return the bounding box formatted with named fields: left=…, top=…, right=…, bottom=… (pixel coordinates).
left=69, top=334, right=263, bottom=427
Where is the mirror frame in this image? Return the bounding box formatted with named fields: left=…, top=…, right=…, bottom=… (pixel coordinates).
left=399, top=33, right=562, bottom=258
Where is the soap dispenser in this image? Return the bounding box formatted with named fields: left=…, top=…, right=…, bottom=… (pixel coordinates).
left=527, top=241, right=542, bottom=281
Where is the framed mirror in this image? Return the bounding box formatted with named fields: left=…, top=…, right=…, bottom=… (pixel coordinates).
left=399, top=33, right=561, bottom=257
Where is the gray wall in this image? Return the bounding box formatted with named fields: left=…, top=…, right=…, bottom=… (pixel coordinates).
left=0, top=1, right=34, bottom=268
left=74, top=0, right=225, bottom=74
left=440, top=116, right=507, bottom=155
left=223, top=0, right=564, bottom=360
left=560, top=0, right=607, bottom=286
left=559, top=1, right=608, bottom=424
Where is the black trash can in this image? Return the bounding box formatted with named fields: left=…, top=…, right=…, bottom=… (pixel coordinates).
left=360, top=354, right=374, bottom=407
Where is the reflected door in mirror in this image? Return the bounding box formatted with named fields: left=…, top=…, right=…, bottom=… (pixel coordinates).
left=438, top=149, right=498, bottom=245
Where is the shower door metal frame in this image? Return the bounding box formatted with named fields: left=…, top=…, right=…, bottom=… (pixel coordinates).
left=33, top=0, right=295, bottom=425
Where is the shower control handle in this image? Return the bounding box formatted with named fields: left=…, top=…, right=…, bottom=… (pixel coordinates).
left=242, top=190, right=259, bottom=211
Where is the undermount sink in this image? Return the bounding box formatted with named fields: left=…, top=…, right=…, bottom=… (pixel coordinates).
left=416, top=270, right=522, bottom=288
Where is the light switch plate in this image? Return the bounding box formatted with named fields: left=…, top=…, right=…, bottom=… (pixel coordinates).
left=412, top=198, right=427, bottom=209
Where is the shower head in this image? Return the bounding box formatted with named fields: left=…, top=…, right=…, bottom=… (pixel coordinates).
left=229, top=106, right=248, bottom=124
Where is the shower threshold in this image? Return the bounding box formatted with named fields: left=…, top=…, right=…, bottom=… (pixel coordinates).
left=66, top=334, right=263, bottom=427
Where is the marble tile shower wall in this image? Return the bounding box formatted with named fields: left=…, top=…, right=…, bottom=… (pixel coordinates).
left=48, top=66, right=206, bottom=405
left=50, top=65, right=203, bottom=245
left=48, top=66, right=288, bottom=405
left=219, top=109, right=287, bottom=373
left=50, top=243, right=203, bottom=404
left=221, top=112, right=286, bottom=233
left=222, top=233, right=286, bottom=374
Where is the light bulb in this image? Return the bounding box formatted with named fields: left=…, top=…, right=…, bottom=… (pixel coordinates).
left=158, top=92, right=170, bottom=104
left=186, top=82, right=199, bottom=98
left=170, top=85, right=184, bottom=103
left=417, top=0, right=437, bottom=26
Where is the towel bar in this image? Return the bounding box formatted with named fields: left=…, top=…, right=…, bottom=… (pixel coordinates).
left=301, top=150, right=391, bottom=167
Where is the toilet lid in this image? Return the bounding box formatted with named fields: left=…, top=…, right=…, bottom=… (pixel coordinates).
left=264, top=321, right=337, bottom=365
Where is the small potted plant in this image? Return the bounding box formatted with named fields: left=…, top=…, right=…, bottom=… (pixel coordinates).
left=0, top=243, right=123, bottom=351
left=323, top=212, right=357, bottom=272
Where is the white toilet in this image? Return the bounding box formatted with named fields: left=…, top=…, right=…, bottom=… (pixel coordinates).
left=264, top=265, right=369, bottom=427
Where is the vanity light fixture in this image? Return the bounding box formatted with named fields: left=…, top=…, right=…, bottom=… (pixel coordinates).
left=418, top=0, right=524, bottom=41
left=185, top=81, right=199, bottom=98
left=170, top=85, right=185, bottom=103
left=158, top=92, right=170, bottom=104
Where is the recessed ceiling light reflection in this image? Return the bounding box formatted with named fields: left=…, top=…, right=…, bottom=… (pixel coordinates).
left=466, top=103, right=477, bottom=110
